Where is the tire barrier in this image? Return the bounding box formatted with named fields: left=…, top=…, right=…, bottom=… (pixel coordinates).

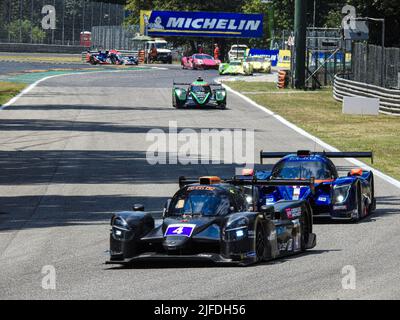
left=138, top=50, right=145, bottom=64
left=277, top=70, right=290, bottom=89
left=333, top=74, right=400, bottom=116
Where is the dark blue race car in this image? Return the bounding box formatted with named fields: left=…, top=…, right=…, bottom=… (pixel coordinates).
left=107, top=176, right=316, bottom=266
left=249, top=150, right=376, bottom=222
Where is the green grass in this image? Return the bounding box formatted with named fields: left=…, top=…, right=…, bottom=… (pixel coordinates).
left=225, top=81, right=400, bottom=180
left=0, top=55, right=82, bottom=64
left=0, top=81, right=27, bottom=105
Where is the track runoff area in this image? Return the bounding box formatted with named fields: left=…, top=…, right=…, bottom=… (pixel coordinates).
left=1, top=8, right=400, bottom=315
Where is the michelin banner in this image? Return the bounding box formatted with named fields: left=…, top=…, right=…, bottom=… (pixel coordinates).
left=140, top=10, right=263, bottom=38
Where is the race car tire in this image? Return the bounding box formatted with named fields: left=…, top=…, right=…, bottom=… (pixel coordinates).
left=255, top=223, right=266, bottom=262
left=353, top=183, right=363, bottom=222
left=217, top=103, right=226, bottom=110
left=300, top=207, right=311, bottom=252
left=369, top=174, right=376, bottom=213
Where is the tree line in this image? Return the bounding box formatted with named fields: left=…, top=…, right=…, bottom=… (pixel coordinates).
left=125, top=0, right=400, bottom=48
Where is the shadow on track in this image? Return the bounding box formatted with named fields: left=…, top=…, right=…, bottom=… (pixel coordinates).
left=104, top=249, right=339, bottom=270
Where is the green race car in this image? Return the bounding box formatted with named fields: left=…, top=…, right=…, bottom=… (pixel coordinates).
left=219, top=60, right=253, bottom=76
left=172, top=77, right=227, bottom=109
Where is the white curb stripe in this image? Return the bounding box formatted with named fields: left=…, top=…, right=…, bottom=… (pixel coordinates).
left=222, top=83, right=400, bottom=190
left=1, top=74, right=60, bottom=110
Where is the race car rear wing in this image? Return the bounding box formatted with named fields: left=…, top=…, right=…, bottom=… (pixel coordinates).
left=179, top=175, right=315, bottom=193
left=173, top=81, right=223, bottom=87
left=260, top=150, right=374, bottom=164
left=179, top=176, right=200, bottom=188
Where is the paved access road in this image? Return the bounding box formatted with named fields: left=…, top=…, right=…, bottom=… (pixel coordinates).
left=0, top=66, right=399, bottom=299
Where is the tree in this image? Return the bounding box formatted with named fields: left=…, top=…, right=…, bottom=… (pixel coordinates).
left=5, top=19, right=45, bottom=43
left=349, top=0, right=400, bottom=46
left=124, top=0, right=400, bottom=48
left=323, top=9, right=343, bottom=28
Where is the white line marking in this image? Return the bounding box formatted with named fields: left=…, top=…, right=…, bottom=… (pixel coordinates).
left=1, top=74, right=60, bottom=110
left=222, top=83, right=400, bottom=190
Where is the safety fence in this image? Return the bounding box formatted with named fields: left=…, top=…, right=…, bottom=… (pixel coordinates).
left=0, top=0, right=125, bottom=47
left=91, top=25, right=140, bottom=51
left=333, top=74, right=400, bottom=115
left=352, top=43, right=400, bottom=89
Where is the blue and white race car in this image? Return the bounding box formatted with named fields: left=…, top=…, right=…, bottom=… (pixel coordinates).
left=249, top=150, right=376, bottom=222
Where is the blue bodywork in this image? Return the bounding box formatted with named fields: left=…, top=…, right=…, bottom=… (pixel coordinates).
left=255, top=154, right=375, bottom=221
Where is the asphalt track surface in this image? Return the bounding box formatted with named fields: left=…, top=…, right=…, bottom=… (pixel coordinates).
left=0, top=65, right=399, bottom=299
left=0, top=61, right=94, bottom=76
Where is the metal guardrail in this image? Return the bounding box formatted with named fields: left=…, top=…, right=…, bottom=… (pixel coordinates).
left=333, top=74, right=400, bottom=115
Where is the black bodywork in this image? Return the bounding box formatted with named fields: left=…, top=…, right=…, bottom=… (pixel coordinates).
left=107, top=176, right=316, bottom=266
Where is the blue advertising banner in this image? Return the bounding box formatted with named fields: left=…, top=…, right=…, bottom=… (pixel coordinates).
left=248, top=49, right=279, bottom=66
left=142, top=11, right=263, bottom=38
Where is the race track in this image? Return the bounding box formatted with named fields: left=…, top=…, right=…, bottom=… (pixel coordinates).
left=0, top=66, right=399, bottom=299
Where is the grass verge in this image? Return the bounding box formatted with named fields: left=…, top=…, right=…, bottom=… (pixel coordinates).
left=0, top=55, right=82, bottom=64
left=0, top=81, right=27, bottom=105
left=225, top=81, right=400, bottom=180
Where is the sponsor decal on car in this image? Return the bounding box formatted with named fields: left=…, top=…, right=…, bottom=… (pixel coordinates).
left=187, top=186, right=216, bottom=191
left=333, top=205, right=348, bottom=211
left=246, top=251, right=256, bottom=257
left=266, top=197, right=275, bottom=204
left=285, top=207, right=302, bottom=219
left=165, top=224, right=196, bottom=237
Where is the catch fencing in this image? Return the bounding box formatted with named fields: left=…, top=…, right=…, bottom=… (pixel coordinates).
left=0, top=0, right=125, bottom=47
left=91, top=25, right=140, bottom=50
left=352, top=43, right=400, bottom=89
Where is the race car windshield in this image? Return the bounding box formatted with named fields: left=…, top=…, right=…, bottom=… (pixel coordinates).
left=230, top=61, right=242, bottom=66
left=191, top=85, right=211, bottom=93
left=272, top=160, right=333, bottom=180
left=169, top=188, right=230, bottom=216
left=194, top=55, right=213, bottom=60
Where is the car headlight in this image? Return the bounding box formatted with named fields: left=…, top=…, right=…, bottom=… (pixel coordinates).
left=226, top=216, right=249, bottom=231
left=216, top=90, right=226, bottom=98
left=333, top=184, right=352, bottom=204
left=112, top=216, right=129, bottom=230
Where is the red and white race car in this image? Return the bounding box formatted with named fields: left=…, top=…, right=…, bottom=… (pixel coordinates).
left=181, top=54, right=221, bottom=70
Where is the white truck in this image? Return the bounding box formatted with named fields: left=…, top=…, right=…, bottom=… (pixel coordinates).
left=228, top=44, right=249, bottom=62
left=145, top=38, right=172, bottom=64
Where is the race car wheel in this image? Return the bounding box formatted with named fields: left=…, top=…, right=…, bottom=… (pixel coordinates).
left=369, top=174, right=376, bottom=213
left=300, top=211, right=310, bottom=252
left=255, top=223, right=265, bottom=262
left=217, top=104, right=226, bottom=110
left=353, top=183, right=362, bottom=222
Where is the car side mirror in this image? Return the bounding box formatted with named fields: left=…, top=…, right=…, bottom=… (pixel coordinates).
left=163, top=199, right=172, bottom=217
left=260, top=205, right=275, bottom=218
left=133, top=204, right=144, bottom=211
